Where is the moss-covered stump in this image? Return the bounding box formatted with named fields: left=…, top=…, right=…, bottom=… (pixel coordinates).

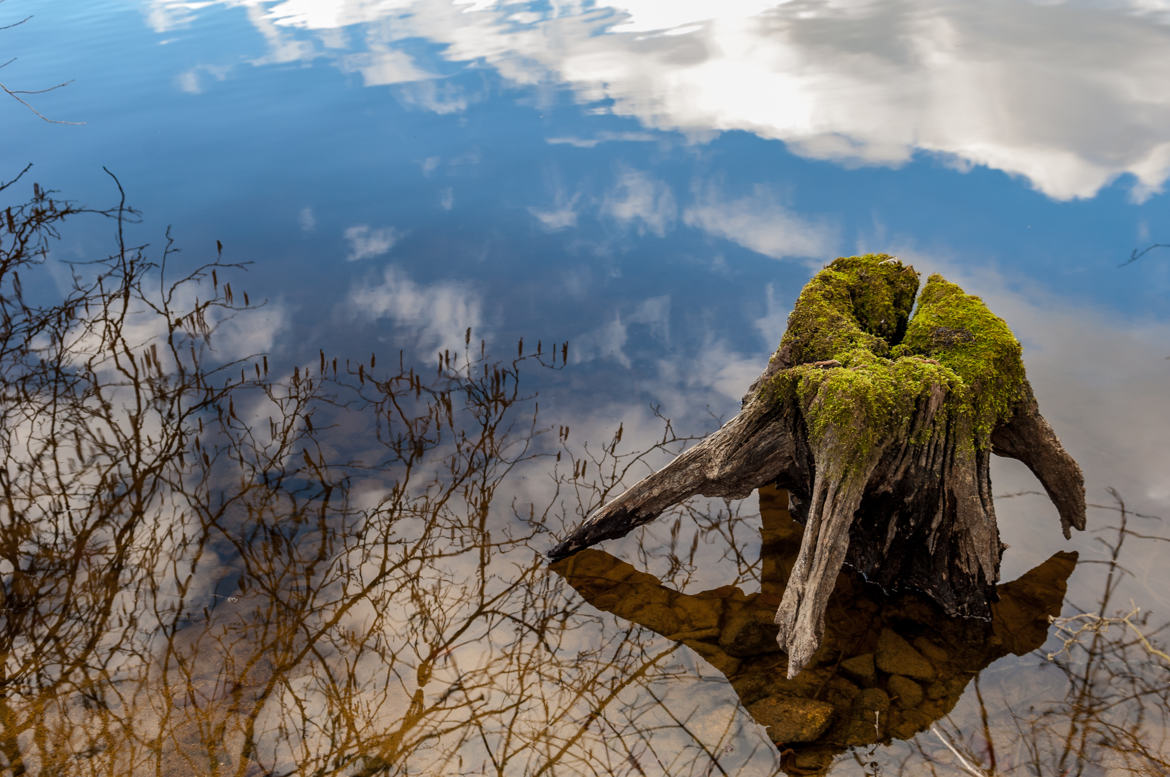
left=548, top=254, right=1085, bottom=676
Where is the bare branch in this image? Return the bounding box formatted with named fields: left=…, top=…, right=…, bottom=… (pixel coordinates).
left=1120, top=242, right=1170, bottom=267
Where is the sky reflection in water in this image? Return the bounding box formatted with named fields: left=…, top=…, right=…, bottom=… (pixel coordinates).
left=2, top=0, right=1170, bottom=774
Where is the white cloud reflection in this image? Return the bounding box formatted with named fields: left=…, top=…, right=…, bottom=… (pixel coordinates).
left=684, top=183, right=838, bottom=260
left=529, top=198, right=580, bottom=230
left=347, top=264, right=483, bottom=356
left=344, top=224, right=401, bottom=261
left=572, top=294, right=671, bottom=368
left=146, top=0, right=1170, bottom=610
left=546, top=130, right=662, bottom=148
left=149, top=0, right=1170, bottom=200
left=175, top=64, right=231, bottom=94
left=298, top=206, right=316, bottom=232
left=603, top=168, right=677, bottom=236
left=344, top=47, right=434, bottom=86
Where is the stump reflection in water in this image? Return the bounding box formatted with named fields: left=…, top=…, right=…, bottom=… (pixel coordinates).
left=553, top=486, right=1077, bottom=775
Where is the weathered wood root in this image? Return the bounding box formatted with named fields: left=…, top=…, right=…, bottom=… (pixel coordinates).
left=992, top=385, right=1086, bottom=539
left=547, top=399, right=804, bottom=562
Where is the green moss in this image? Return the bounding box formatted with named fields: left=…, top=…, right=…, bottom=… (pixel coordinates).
left=768, top=348, right=959, bottom=479
left=779, top=254, right=919, bottom=366
left=762, top=257, right=1027, bottom=481
left=900, top=275, right=1025, bottom=446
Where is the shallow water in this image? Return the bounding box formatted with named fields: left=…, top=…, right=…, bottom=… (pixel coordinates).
left=2, top=1, right=1170, bottom=774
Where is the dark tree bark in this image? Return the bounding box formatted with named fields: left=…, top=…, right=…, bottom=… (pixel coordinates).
left=550, top=254, right=1085, bottom=677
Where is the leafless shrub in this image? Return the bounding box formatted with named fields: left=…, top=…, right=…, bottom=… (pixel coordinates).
left=0, top=172, right=782, bottom=777
left=899, top=491, right=1170, bottom=777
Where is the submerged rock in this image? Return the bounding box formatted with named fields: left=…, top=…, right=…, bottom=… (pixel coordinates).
left=886, top=674, right=924, bottom=708
left=747, top=695, right=835, bottom=743
left=875, top=629, right=935, bottom=681
left=720, top=605, right=781, bottom=656
left=839, top=652, right=876, bottom=685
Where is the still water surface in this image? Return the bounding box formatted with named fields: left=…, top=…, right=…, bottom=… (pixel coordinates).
left=2, top=1, right=1170, bottom=774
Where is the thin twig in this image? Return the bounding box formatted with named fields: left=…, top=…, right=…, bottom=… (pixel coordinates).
left=930, top=725, right=989, bottom=777
left=1120, top=243, right=1170, bottom=267
left=1, top=78, right=84, bottom=125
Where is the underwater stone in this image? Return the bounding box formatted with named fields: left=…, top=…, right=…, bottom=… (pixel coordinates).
left=747, top=695, right=835, bottom=743
left=912, top=637, right=949, bottom=665
left=630, top=602, right=681, bottom=636
left=876, top=629, right=935, bottom=681
left=887, top=674, right=925, bottom=708
left=857, top=687, right=891, bottom=713
left=672, top=595, right=723, bottom=632
left=720, top=605, right=782, bottom=656
left=839, top=653, right=877, bottom=685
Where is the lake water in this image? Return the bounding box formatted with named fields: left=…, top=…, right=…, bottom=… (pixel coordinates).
left=3, top=1, right=1170, bottom=775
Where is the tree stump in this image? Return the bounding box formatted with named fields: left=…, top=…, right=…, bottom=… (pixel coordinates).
left=549, top=254, right=1085, bottom=677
